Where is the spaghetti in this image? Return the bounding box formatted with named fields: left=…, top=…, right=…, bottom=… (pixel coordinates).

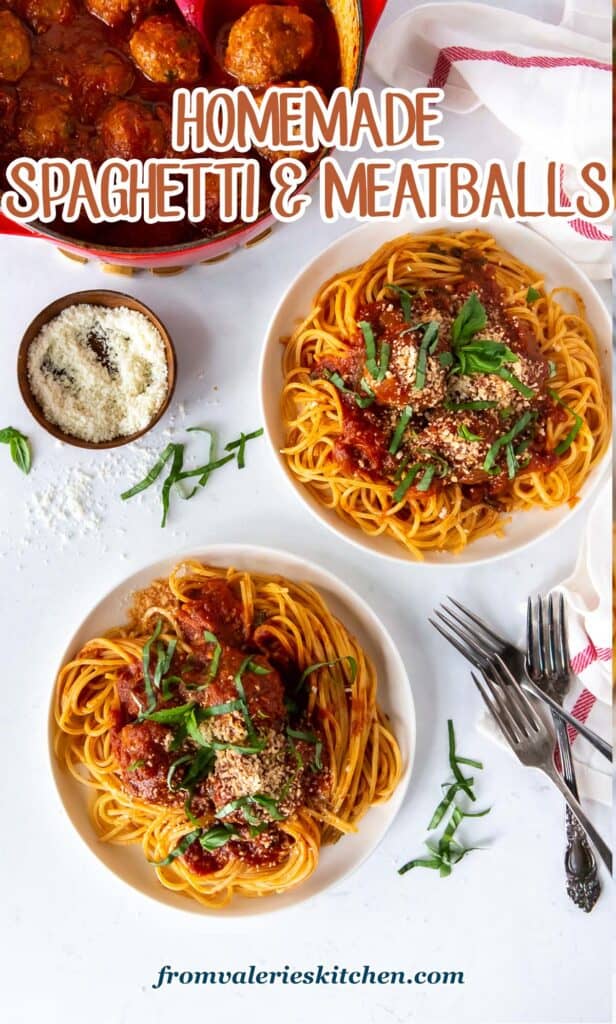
left=281, top=229, right=610, bottom=558
left=54, top=560, right=402, bottom=908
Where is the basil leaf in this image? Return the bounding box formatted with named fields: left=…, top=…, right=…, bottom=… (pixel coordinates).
left=438, top=351, right=454, bottom=368
left=398, top=856, right=442, bottom=875
left=392, top=463, right=421, bottom=502
left=161, top=444, right=185, bottom=528
left=161, top=675, right=183, bottom=701
left=549, top=389, right=584, bottom=456
left=0, top=428, right=32, bottom=474
left=142, top=620, right=163, bottom=713
left=359, top=321, right=377, bottom=377
left=388, top=406, right=413, bottom=455
left=386, top=284, right=413, bottom=322
left=143, top=701, right=196, bottom=725
left=225, top=427, right=264, bottom=451
left=199, top=823, right=239, bottom=851
left=428, top=781, right=473, bottom=830
left=151, top=828, right=201, bottom=867
left=447, top=719, right=477, bottom=801
left=127, top=759, right=145, bottom=771
left=496, top=368, right=535, bottom=398
left=377, top=341, right=391, bottom=381
left=526, top=286, right=541, bottom=303
left=356, top=380, right=376, bottom=409
left=298, top=655, right=358, bottom=690
left=505, top=442, right=517, bottom=479
left=416, top=464, right=436, bottom=492
left=452, top=292, right=486, bottom=345
left=483, top=412, right=533, bottom=472
left=457, top=424, right=481, bottom=442
left=204, top=630, right=222, bottom=684
left=121, top=444, right=176, bottom=500
left=414, top=321, right=440, bottom=390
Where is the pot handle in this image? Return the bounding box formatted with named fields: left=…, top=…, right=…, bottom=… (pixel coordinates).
left=361, top=0, right=388, bottom=46
left=0, top=211, right=38, bottom=238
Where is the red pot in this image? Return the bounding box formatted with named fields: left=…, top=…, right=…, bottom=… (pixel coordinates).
left=0, top=0, right=388, bottom=271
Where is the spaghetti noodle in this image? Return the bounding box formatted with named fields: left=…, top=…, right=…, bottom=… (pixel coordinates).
left=54, top=560, right=402, bottom=908
left=281, top=229, right=610, bottom=558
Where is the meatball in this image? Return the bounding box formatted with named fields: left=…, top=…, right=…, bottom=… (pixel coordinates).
left=0, top=86, right=18, bottom=137
left=255, top=79, right=326, bottom=162
left=17, top=83, right=74, bottom=155
left=371, top=325, right=448, bottom=414
left=113, top=720, right=179, bottom=805
left=20, top=0, right=74, bottom=33
left=446, top=350, right=547, bottom=414
left=99, top=98, right=167, bottom=159
left=85, top=0, right=157, bottom=29
left=413, top=410, right=500, bottom=486
left=0, top=12, right=31, bottom=83
left=76, top=50, right=135, bottom=120
left=224, top=4, right=317, bottom=88
left=129, top=15, right=201, bottom=84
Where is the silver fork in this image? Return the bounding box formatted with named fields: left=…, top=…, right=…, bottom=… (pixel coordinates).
left=470, top=660, right=612, bottom=874
left=527, top=594, right=600, bottom=911
left=431, top=599, right=611, bottom=761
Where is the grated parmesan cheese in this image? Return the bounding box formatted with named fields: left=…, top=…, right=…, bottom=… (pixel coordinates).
left=27, top=304, right=169, bottom=443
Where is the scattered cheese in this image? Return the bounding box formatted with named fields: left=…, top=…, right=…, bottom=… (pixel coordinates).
left=27, top=304, right=169, bottom=443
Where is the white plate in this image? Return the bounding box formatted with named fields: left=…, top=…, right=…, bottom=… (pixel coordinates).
left=48, top=544, right=415, bottom=918
left=259, top=216, right=611, bottom=566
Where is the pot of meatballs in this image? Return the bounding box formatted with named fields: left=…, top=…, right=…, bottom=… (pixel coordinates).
left=0, top=0, right=388, bottom=268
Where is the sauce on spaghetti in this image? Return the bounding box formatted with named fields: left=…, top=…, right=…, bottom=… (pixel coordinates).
left=315, top=256, right=559, bottom=504
left=110, top=577, right=328, bottom=875
left=0, top=0, right=340, bottom=247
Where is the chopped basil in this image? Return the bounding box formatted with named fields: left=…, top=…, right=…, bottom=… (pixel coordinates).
left=142, top=620, right=163, bottom=713
left=234, top=657, right=270, bottom=741
left=398, top=720, right=490, bottom=878
left=549, top=388, right=584, bottom=455
left=359, top=321, right=378, bottom=377
left=151, top=828, right=202, bottom=867
left=356, top=380, right=376, bottom=408
left=496, top=367, right=535, bottom=398
left=526, top=286, right=541, bottom=303
left=122, top=426, right=262, bottom=526
left=203, top=630, right=222, bottom=684
left=547, top=360, right=557, bottom=379
left=414, top=321, right=440, bottom=390
left=388, top=406, right=413, bottom=454
left=392, top=463, right=421, bottom=502
left=457, top=424, right=481, bottom=442
left=216, top=792, right=284, bottom=825
left=505, top=442, right=517, bottom=479
left=298, top=655, right=358, bottom=690
left=200, top=823, right=239, bottom=851
left=454, top=339, right=517, bottom=377
left=127, top=759, right=145, bottom=771
left=386, top=284, right=413, bottom=322
left=416, top=464, right=436, bottom=492
left=483, top=411, right=533, bottom=472
left=438, top=351, right=454, bottom=367
left=287, top=727, right=323, bottom=772
left=0, top=427, right=31, bottom=474
left=451, top=293, right=487, bottom=346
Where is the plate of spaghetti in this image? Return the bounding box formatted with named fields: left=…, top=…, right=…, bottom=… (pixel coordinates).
left=51, top=546, right=412, bottom=916
left=262, top=218, right=611, bottom=563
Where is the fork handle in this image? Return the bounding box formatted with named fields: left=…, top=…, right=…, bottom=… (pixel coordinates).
left=525, top=680, right=612, bottom=762
left=543, top=765, right=612, bottom=874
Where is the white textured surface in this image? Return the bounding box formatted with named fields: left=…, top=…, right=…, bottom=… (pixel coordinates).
left=0, top=1, right=611, bottom=1022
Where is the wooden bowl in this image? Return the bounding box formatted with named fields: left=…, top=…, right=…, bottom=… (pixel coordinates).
left=17, top=290, right=177, bottom=450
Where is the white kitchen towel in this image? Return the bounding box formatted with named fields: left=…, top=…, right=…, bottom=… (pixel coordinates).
left=478, top=478, right=612, bottom=804
left=367, top=0, right=612, bottom=278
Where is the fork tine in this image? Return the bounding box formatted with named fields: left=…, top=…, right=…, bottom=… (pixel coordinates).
left=491, top=653, right=543, bottom=734
left=547, top=593, right=558, bottom=674
left=526, top=596, right=537, bottom=673
left=445, top=597, right=505, bottom=653
left=428, top=617, right=482, bottom=668
left=536, top=596, right=547, bottom=675
left=435, top=607, right=492, bottom=661
left=486, top=657, right=536, bottom=738
left=471, top=670, right=519, bottom=745
left=557, top=591, right=570, bottom=672
left=478, top=666, right=523, bottom=744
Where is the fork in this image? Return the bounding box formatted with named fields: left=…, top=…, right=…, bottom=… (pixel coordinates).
left=527, top=594, right=600, bottom=911
left=470, top=660, right=612, bottom=874
left=431, top=599, right=611, bottom=761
